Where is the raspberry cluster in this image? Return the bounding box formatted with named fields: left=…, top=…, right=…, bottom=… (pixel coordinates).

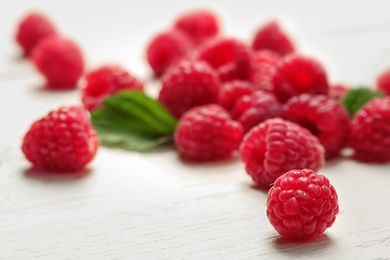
left=16, top=8, right=390, bottom=242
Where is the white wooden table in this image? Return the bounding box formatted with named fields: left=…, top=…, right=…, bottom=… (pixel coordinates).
left=1, top=1, right=390, bottom=259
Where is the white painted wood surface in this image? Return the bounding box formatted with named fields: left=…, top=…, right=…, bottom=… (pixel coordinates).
left=1, top=1, right=390, bottom=259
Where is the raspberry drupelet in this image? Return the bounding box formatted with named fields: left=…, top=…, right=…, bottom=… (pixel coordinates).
left=81, top=65, right=144, bottom=112
left=240, top=118, right=324, bottom=188
left=267, top=169, right=339, bottom=240
left=174, top=104, right=243, bottom=161
left=22, top=106, right=99, bottom=172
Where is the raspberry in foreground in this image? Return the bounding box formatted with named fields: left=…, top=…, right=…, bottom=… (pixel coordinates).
left=251, top=21, right=295, bottom=56
left=158, top=60, right=220, bottom=118
left=174, top=104, right=243, bottom=161
left=272, top=54, right=329, bottom=102
left=146, top=30, right=193, bottom=77
left=267, top=169, right=339, bottom=240
left=240, top=118, right=324, bottom=188
left=283, top=94, right=350, bottom=159
left=197, top=37, right=252, bottom=82
left=349, top=97, right=390, bottom=162
left=173, top=9, right=220, bottom=45
left=82, top=65, right=144, bottom=111
left=15, top=12, right=57, bottom=57
left=22, top=106, right=99, bottom=172
left=31, top=36, right=85, bottom=89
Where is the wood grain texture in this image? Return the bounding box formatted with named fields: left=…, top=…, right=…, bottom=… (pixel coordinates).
left=1, top=1, right=390, bottom=259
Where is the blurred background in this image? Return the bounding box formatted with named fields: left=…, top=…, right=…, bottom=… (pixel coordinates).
left=3, top=0, right=390, bottom=85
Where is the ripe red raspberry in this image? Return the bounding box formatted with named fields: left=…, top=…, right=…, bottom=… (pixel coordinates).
left=251, top=21, right=295, bottom=56
left=376, top=68, right=390, bottom=95
left=158, top=60, right=220, bottom=118
left=329, top=84, right=349, bottom=102
left=230, top=90, right=282, bottom=132
left=174, top=104, right=243, bottom=161
left=272, top=54, right=329, bottom=102
left=22, top=106, right=99, bottom=172
left=240, top=118, right=324, bottom=188
left=283, top=94, right=350, bottom=159
left=173, top=9, right=219, bottom=45
left=146, top=30, right=193, bottom=77
left=217, top=80, right=254, bottom=111
left=15, top=12, right=57, bottom=57
left=349, top=97, right=390, bottom=162
left=197, top=37, right=252, bottom=82
left=31, top=36, right=85, bottom=89
left=267, top=169, right=339, bottom=240
left=82, top=65, right=144, bottom=112
left=249, top=50, right=281, bottom=92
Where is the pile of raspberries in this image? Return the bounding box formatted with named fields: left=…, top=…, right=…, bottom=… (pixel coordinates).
left=15, top=9, right=390, bottom=241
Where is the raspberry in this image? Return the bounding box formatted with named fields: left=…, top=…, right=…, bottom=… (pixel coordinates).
left=329, top=84, right=349, bottom=102
left=376, top=68, right=390, bottom=95
left=249, top=50, right=281, bottom=92
left=272, top=54, right=329, bottom=102
left=31, top=36, right=85, bottom=89
left=158, top=60, right=220, bottom=118
left=174, top=104, right=243, bottom=161
left=146, top=30, right=193, bottom=77
left=22, top=106, right=99, bottom=172
left=283, top=94, right=349, bottom=159
left=251, top=21, right=295, bottom=56
left=240, top=118, right=324, bottom=188
left=81, top=65, right=144, bottom=111
left=173, top=9, right=219, bottom=45
left=349, top=97, right=390, bottom=162
left=15, top=12, right=57, bottom=57
left=267, top=169, right=339, bottom=240
left=217, top=80, right=254, bottom=111
left=197, top=37, right=252, bottom=82
left=230, top=90, right=282, bottom=132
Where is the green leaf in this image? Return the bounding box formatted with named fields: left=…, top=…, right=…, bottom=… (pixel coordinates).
left=94, top=125, right=172, bottom=151
left=341, top=87, right=384, bottom=117
left=90, top=90, right=178, bottom=151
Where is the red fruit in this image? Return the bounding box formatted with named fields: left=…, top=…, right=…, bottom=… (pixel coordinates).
left=146, top=30, right=193, bottom=77
left=82, top=65, right=144, bottom=111
left=349, top=97, right=390, bottom=162
left=217, top=80, right=254, bottom=111
left=158, top=60, right=220, bottom=118
left=231, top=90, right=282, bottom=132
left=174, top=104, right=243, bottom=161
left=174, top=9, right=219, bottom=45
left=283, top=94, right=349, bottom=159
left=252, top=21, right=295, bottom=56
left=240, top=118, right=324, bottom=188
left=22, top=106, right=99, bottom=172
left=377, top=68, right=390, bottom=95
left=197, top=38, right=252, bottom=82
left=267, top=169, right=339, bottom=240
left=31, top=36, right=85, bottom=89
left=15, top=12, right=57, bottom=57
left=272, top=54, right=329, bottom=103
left=329, top=84, right=349, bottom=102
left=250, top=50, right=281, bottom=92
